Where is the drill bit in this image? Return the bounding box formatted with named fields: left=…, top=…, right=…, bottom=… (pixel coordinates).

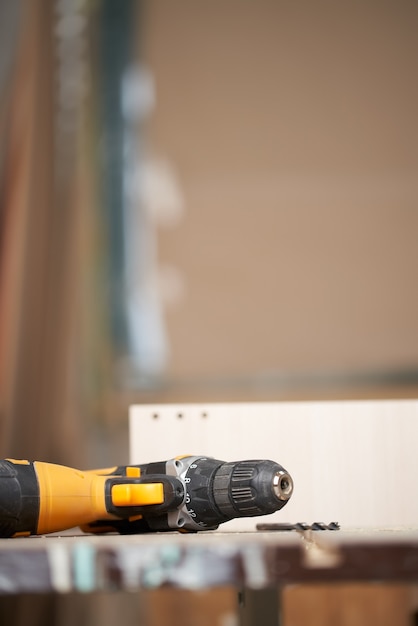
left=256, top=521, right=340, bottom=531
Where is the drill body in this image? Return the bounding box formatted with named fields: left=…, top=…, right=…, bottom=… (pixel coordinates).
left=0, top=456, right=293, bottom=538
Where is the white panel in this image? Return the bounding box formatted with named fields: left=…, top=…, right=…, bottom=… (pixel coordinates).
left=129, top=400, right=418, bottom=530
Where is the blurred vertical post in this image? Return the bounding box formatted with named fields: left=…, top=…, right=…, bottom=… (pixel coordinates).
left=0, top=0, right=160, bottom=466
left=0, top=0, right=88, bottom=465
left=95, top=0, right=169, bottom=392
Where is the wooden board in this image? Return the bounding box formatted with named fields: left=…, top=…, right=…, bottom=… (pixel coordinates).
left=130, top=400, right=418, bottom=530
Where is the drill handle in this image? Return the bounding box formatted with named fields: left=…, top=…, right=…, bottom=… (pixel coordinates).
left=0, top=460, right=185, bottom=538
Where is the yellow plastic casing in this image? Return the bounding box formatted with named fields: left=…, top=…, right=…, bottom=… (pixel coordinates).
left=84, top=466, right=141, bottom=478
left=83, top=467, right=119, bottom=476
left=34, top=462, right=165, bottom=535
left=34, top=462, right=111, bottom=535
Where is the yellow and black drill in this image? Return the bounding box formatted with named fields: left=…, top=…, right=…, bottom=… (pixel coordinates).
left=0, top=456, right=293, bottom=538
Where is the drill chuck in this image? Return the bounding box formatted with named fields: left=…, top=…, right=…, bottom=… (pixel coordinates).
left=213, top=461, right=293, bottom=517
left=214, top=459, right=291, bottom=522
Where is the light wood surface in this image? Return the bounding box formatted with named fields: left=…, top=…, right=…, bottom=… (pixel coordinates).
left=130, top=400, right=418, bottom=529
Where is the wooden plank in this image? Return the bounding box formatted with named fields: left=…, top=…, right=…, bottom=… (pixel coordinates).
left=130, top=400, right=418, bottom=529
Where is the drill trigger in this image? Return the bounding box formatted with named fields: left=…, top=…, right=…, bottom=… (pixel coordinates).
left=111, top=482, right=164, bottom=507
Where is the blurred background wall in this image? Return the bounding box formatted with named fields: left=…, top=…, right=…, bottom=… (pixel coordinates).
left=0, top=0, right=418, bottom=466
left=145, top=0, right=418, bottom=402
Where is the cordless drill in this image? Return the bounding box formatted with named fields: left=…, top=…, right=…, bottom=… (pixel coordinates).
left=0, top=456, right=293, bottom=538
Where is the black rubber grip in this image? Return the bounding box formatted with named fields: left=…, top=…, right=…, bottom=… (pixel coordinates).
left=0, top=461, right=39, bottom=537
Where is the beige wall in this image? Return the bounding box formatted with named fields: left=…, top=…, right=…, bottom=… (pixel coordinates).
left=142, top=0, right=418, bottom=393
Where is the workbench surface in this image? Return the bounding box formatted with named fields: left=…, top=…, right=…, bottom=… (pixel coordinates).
left=0, top=529, right=417, bottom=594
